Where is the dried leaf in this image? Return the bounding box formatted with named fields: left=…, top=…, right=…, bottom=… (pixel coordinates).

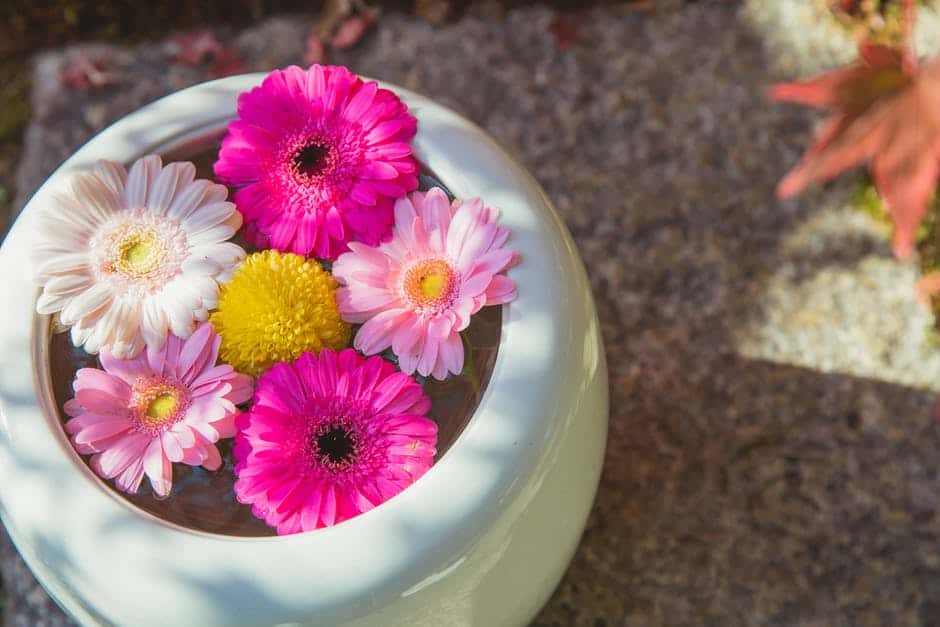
left=314, top=0, right=354, bottom=39
left=304, top=33, right=328, bottom=66
left=168, top=29, right=222, bottom=65
left=772, top=42, right=940, bottom=259
left=60, top=51, right=120, bottom=91
left=330, top=14, right=375, bottom=50
left=550, top=13, right=581, bottom=51
left=415, top=0, right=452, bottom=25
left=209, top=49, right=247, bottom=78
left=167, top=29, right=245, bottom=76
left=916, top=271, right=940, bottom=304
left=618, top=0, right=656, bottom=13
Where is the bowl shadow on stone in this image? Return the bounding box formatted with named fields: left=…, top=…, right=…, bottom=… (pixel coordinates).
left=523, top=14, right=940, bottom=627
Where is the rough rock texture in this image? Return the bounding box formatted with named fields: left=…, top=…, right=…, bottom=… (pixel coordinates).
left=6, top=2, right=940, bottom=626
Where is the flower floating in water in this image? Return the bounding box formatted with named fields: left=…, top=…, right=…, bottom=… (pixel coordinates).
left=233, top=348, right=437, bottom=534
left=210, top=250, right=351, bottom=376
left=333, top=188, right=518, bottom=380
left=64, top=322, right=252, bottom=497
left=214, top=64, right=419, bottom=260
left=33, top=155, right=245, bottom=358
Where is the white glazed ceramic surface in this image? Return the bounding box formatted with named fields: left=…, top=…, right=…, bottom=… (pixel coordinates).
left=0, top=74, right=608, bottom=627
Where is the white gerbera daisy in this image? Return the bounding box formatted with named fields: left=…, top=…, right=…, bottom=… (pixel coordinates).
left=33, top=155, right=245, bottom=358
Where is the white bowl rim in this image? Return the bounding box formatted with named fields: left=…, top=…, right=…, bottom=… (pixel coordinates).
left=0, top=72, right=592, bottom=623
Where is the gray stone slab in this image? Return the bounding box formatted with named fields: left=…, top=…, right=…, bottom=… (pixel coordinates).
left=5, top=3, right=940, bottom=626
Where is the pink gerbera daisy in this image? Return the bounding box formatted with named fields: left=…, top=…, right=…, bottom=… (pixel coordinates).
left=233, top=348, right=437, bottom=534
left=64, top=322, right=253, bottom=497
left=332, top=188, right=518, bottom=380
left=214, top=64, right=419, bottom=259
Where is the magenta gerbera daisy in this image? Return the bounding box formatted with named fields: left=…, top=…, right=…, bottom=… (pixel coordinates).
left=233, top=348, right=437, bottom=534
left=214, top=64, right=420, bottom=259
left=332, top=187, right=518, bottom=380
left=64, top=322, right=253, bottom=497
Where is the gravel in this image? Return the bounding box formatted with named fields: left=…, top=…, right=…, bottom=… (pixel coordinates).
left=5, top=2, right=940, bottom=625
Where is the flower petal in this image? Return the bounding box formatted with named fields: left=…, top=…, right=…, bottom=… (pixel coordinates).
left=125, top=155, right=162, bottom=208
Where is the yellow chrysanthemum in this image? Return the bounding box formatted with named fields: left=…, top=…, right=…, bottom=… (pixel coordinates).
left=210, top=250, right=351, bottom=376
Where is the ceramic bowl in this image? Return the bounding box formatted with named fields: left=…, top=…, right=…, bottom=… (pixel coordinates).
left=0, top=73, right=608, bottom=626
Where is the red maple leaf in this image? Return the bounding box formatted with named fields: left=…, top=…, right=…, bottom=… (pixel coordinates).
left=167, top=29, right=222, bottom=65
left=207, top=48, right=247, bottom=78
left=60, top=51, right=120, bottom=91
left=303, top=32, right=328, bottom=66
left=330, top=14, right=375, bottom=50
left=549, top=13, right=580, bottom=51
left=773, top=45, right=940, bottom=259
left=166, top=29, right=246, bottom=78
left=771, top=1, right=940, bottom=260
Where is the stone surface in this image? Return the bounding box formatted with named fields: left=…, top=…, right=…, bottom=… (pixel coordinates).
left=5, top=2, right=940, bottom=626
left=734, top=206, right=940, bottom=391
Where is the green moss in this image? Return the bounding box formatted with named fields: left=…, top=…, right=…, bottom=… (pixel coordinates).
left=925, top=318, right=940, bottom=348
left=827, top=0, right=932, bottom=48
left=852, top=178, right=893, bottom=227
left=851, top=175, right=940, bottom=321
left=0, top=61, right=30, bottom=143
left=918, top=204, right=940, bottom=273
left=852, top=176, right=939, bottom=256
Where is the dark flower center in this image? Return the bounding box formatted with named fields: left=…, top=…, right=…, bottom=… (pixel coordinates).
left=315, top=425, right=356, bottom=467
left=293, top=142, right=330, bottom=178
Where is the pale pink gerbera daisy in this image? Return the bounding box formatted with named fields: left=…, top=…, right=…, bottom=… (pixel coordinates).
left=64, top=322, right=253, bottom=497
left=214, top=64, right=419, bottom=260
left=33, top=155, right=245, bottom=358
left=332, top=187, right=518, bottom=380
left=233, top=349, right=437, bottom=534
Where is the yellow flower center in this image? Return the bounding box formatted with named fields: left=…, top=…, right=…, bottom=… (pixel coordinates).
left=89, top=210, right=190, bottom=296
left=146, top=392, right=179, bottom=420
left=403, top=259, right=456, bottom=307
left=421, top=272, right=447, bottom=299
left=108, top=228, right=168, bottom=280
left=134, top=381, right=186, bottom=430
left=120, top=235, right=157, bottom=271
left=210, top=250, right=351, bottom=376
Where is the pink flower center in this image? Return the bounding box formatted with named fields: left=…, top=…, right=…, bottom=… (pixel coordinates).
left=90, top=209, right=189, bottom=297
left=131, top=377, right=190, bottom=431
left=402, top=258, right=458, bottom=311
